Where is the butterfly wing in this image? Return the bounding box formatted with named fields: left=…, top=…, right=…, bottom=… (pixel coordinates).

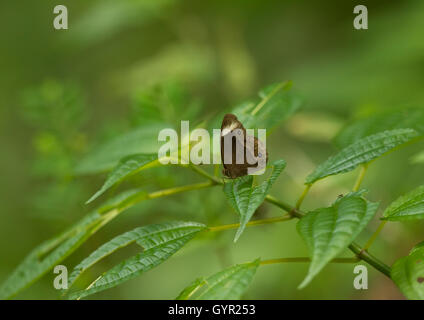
left=221, top=128, right=248, bottom=178
left=220, top=113, right=268, bottom=178
left=244, top=134, right=268, bottom=174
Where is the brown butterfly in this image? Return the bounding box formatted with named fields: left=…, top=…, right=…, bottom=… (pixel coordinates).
left=220, top=113, right=268, bottom=178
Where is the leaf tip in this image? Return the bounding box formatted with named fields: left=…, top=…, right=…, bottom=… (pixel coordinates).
left=85, top=191, right=101, bottom=204
left=297, top=274, right=313, bottom=290
left=233, top=228, right=243, bottom=243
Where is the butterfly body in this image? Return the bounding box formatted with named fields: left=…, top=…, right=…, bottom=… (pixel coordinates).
left=220, top=114, right=268, bottom=178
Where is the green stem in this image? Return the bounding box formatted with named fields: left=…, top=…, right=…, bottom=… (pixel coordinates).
left=100, top=180, right=218, bottom=235
left=208, top=215, right=293, bottom=232
left=269, top=203, right=391, bottom=277
left=265, top=195, right=304, bottom=218
left=214, top=164, right=220, bottom=177
left=251, top=82, right=286, bottom=116
left=362, top=220, right=387, bottom=252
left=348, top=243, right=391, bottom=277
left=118, top=180, right=217, bottom=213
left=190, top=165, right=222, bottom=184
left=260, top=257, right=359, bottom=266
left=148, top=181, right=215, bottom=199
left=189, top=165, right=392, bottom=278
left=353, top=164, right=368, bottom=191
left=296, top=184, right=312, bottom=209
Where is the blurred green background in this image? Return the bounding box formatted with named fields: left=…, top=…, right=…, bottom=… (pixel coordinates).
left=1, top=0, right=424, bottom=299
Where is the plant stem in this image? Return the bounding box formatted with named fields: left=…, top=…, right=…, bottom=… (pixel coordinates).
left=296, top=184, right=312, bottom=209
left=260, top=257, right=359, bottom=266
left=214, top=164, right=220, bottom=177
left=148, top=181, right=215, bottom=199
left=353, top=164, right=368, bottom=191
left=362, top=220, right=387, bottom=252
left=188, top=166, right=303, bottom=218
left=101, top=181, right=218, bottom=232
left=189, top=165, right=392, bottom=278
left=348, top=243, right=391, bottom=277
left=251, top=82, right=286, bottom=116
left=208, top=215, right=293, bottom=232
left=265, top=195, right=304, bottom=218
left=190, top=165, right=222, bottom=184
left=268, top=203, right=392, bottom=277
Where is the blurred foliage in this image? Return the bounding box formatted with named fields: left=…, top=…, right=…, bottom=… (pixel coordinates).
left=1, top=0, right=424, bottom=299
left=18, top=80, right=88, bottom=222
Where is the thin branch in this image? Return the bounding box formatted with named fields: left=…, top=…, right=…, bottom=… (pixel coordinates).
left=189, top=164, right=392, bottom=278
left=214, top=164, right=220, bottom=177
left=208, top=215, right=293, bottom=232
left=362, top=220, right=387, bottom=252
left=251, top=82, right=286, bottom=116
left=353, top=164, right=368, bottom=191
left=260, top=257, right=359, bottom=266
left=265, top=195, right=304, bottom=218
left=189, top=165, right=222, bottom=184
left=348, top=243, right=391, bottom=277
left=148, top=181, right=215, bottom=199
left=296, top=184, right=312, bottom=209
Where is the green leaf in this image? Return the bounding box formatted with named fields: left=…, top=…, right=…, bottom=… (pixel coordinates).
left=86, top=153, right=158, bottom=204
left=68, top=220, right=203, bottom=288
left=391, top=243, right=424, bottom=300
left=68, top=221, right=206, bottom=300
left=75, top=123, right=167, bottom=174
left=411, top=241, right=424, bottom=253
left=97, top=188, right=147, bottom=213
left=67, top=222, right=147, bottom=287
left=411, top=151, right=424, bottom=164
left=223, top=160, right=286, bottom=242
left=233, top=81, right=303, bottom=131
left=206, top=81, right=302, bottom=144
left=306, top=129, right=419, bottom=184
left=297, top=191, right=379, bottom=288
left=0, top=212, right=103, bottom=300
left=131, top=80, right=202, bottom=127
left=0, top=190, right=140, bottom=300
left=176, top=259, right=260, bottom=300
left=382, top=185, right=424, bottom=221
left=175, top=277, right=206, bottom=300
left=334, top=107, right=424, bottom=149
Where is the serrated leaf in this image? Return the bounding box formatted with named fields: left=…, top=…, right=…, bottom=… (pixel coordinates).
left=0, top=212, right=103, bottom=300
left=175, top=277, right=206, bottom=300
left=334, top=107, right=424, bottom=149
left=297, top=191, right=379, bottom=288
left=97, top=188, right=147, bottom=213
left=391, top=243, right=424, bottom=300
left=86, top=153, right=158, bottom=204
left=75, top=123, right=168, bottom=174
left=233, top=81, right=303, bottom=131
left=68, top=221, right=203, bottom=288
left=382, top=185, right=424, bottom=221
left=223, top=160, right=286, bottom=242
left=306, top=129, right=419, bottom=184
left=0, top=190, right=141, bottom=300
left=67, top=222, right=151, bottom=287
left=177, top=259, right=260, bottom=300
left=68, top=221, right=206, bottom=300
